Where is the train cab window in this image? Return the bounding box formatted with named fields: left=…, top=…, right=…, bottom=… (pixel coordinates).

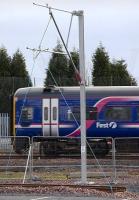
left=105, top=106, right=131, bottom=121
left=53, top=107, right=57, bottom=120
left=21, top=107, right=33, bottom=121
left=86, top=107, right=98, bottom=120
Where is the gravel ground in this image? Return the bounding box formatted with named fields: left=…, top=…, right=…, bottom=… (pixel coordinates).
left=0, top=155, right=138, bottom=199
left=0, top=185, right=139, bottom=199
left=0, top=180, right=138, bottom=200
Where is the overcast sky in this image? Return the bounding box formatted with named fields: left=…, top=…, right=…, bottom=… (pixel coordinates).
left=1, top=0, right=139, bottom=86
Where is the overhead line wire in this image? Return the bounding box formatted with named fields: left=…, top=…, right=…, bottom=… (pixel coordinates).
left=33, top=3, right=73, bottom=14
left=47, top=8, right=115, bottom=194
left=48, top=8, right=82, bottom=84
left=26, top=5, right=116, bottom=195
left=66, top=14, right=73, bottom=48
left=41, top=54, right=79, bottom=127
left=6, top=51, right=37, bottom=179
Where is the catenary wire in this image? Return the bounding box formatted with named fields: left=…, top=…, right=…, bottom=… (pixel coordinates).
left=40, top=54, right=79, bottom=127
left=47, top=9, right=115, bottom=193
left=48, top=9, right=116, bottom=195
left=66, top=14, right=73, bottom=48
left=6, top=51, right=37, bottom=178
left=49, top=9, right=81, bottom=84
left=12, top=6, right=116, bottom=195
left=33, top=3, right=73, bottom=14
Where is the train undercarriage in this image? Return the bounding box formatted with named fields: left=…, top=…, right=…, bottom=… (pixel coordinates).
left=13, top=136, right=139, bottom=156
left=13, top=137, right=111, bottom=157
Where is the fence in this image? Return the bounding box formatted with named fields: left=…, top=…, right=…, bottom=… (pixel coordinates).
left=0, top=136, right=138, bottom=198
left=0, top=113, right=10, bottom=151
left=0, top=113, right=9, bottom=137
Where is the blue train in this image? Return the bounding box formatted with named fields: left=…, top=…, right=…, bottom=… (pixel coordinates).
left=12, top=86, right=139, bottom=154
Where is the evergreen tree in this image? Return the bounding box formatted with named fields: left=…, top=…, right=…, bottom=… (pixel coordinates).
left=92, top=44, right=137, bottom=86
left=0, top=47, right=32, bottom=113
left=10, top=49, right=32, bottom=89
left=0, top=47, right=11, bottom=113
left=0, top=47, right=11, bottom=76
left=44, top=41, right=68, bottom=87
left=67, top=49, right=80, bottom=86
left=111, top=59, right=137, bottom=86
left=92, top=44, right=111, bottom=86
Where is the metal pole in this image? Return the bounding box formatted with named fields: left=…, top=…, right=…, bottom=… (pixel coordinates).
left=112, top=138, right=116, bottom=183
left=23, top=144, right=32, bottom=184
left=29, top=142, right=33, bottom=180
left=78, top=11, right=87, bottom=184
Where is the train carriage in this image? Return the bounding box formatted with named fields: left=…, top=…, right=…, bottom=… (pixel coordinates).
left=12, top=86, right=139, bottom=154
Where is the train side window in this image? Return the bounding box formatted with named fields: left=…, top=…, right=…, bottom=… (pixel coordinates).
left=67, top=109, right=72, bottom=120
left=68, top=106, right=98, bottom=121
left=86, top=107, right=98, bottom=120
left=44, top=107, right=48, bottom=121
left=136, top=107, right=139, bottom=120
left=53, top=107, right=57, bottom=121
left=21, top=107, right=33, bottom=121
left=105, top=106, right=131, bottom=121
left=72, top=107, right=80, bottom=121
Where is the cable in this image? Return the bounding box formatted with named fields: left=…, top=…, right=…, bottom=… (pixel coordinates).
left=33, top=3, right=73, bottom=14
left=66, top=14, right=73, bottom=48
left=38, top=16, right=52, bottom=49
left=6, top=52, right=38, bottom=181
left=41, top=54, right=79, bottom=127
left=14, top=6, right=116, bottom=195
left=41, top=9, right=115, bottom=192
left=34, top=16, right=52, bottom=59
left=49, top=9, right=82, bottom=84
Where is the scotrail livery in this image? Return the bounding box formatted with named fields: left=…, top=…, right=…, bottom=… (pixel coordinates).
left=12, top=86, right=139, bottom=154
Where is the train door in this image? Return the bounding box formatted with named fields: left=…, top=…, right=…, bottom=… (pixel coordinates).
left=42, top=98, right=59, bottom=136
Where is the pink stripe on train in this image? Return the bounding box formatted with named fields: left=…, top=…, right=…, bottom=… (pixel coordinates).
left=67, top=96, right=139, bottom=137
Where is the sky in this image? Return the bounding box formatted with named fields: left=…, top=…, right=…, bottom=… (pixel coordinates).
left=1, top=0, right=139, bottom=86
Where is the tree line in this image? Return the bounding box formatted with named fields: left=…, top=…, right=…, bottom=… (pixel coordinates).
left=45, top=42, right=137, bottom=87
left=0, top=47, right=32, bottom=113
left=0, top=42, right=137, bottom=113
left=92, top=44, right=137, bottom=86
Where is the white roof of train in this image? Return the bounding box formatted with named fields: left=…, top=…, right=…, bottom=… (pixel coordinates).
left=14, top=86, right=139, bottom=97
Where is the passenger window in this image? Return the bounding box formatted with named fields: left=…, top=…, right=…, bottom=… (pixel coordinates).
left=67, top=106, right=98, bottom=121
left=53, top=107, right=57, bottom=120
left=105, top=106, right=131, bottom=121
left=72, top=107, right=80, bottom=121
left=136, top=107, right=139, bottom=120
left=86, top=107, right=97, bottom=120
left=67, top=109, right=72, bottom=120
left=44, top=107, right=48, bottom=121
left=21, top=107, right=33, bottom=121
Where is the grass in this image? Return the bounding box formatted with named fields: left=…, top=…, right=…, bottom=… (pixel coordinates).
left=0, top=171, right=28, bottom=179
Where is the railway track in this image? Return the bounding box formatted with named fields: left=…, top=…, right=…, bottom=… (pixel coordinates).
left=0, top=153, right=139, bottom=160
left=0, top=183, right=126, bottom=193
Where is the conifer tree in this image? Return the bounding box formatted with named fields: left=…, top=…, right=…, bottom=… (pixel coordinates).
left=44, top=41, right=68, bottom=86
left=92, top=44, right=111, bottom=86
left=67, top=49, right=79, bottom=86
left=10, top=49, right=32, bottom=89
left=111, top=59, right=137, bottom=86
left=0, top=47, right=32, bottom=113
left=92, top=44, right=137, bottom=86
left=0, top=47, right=11, bottom=76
